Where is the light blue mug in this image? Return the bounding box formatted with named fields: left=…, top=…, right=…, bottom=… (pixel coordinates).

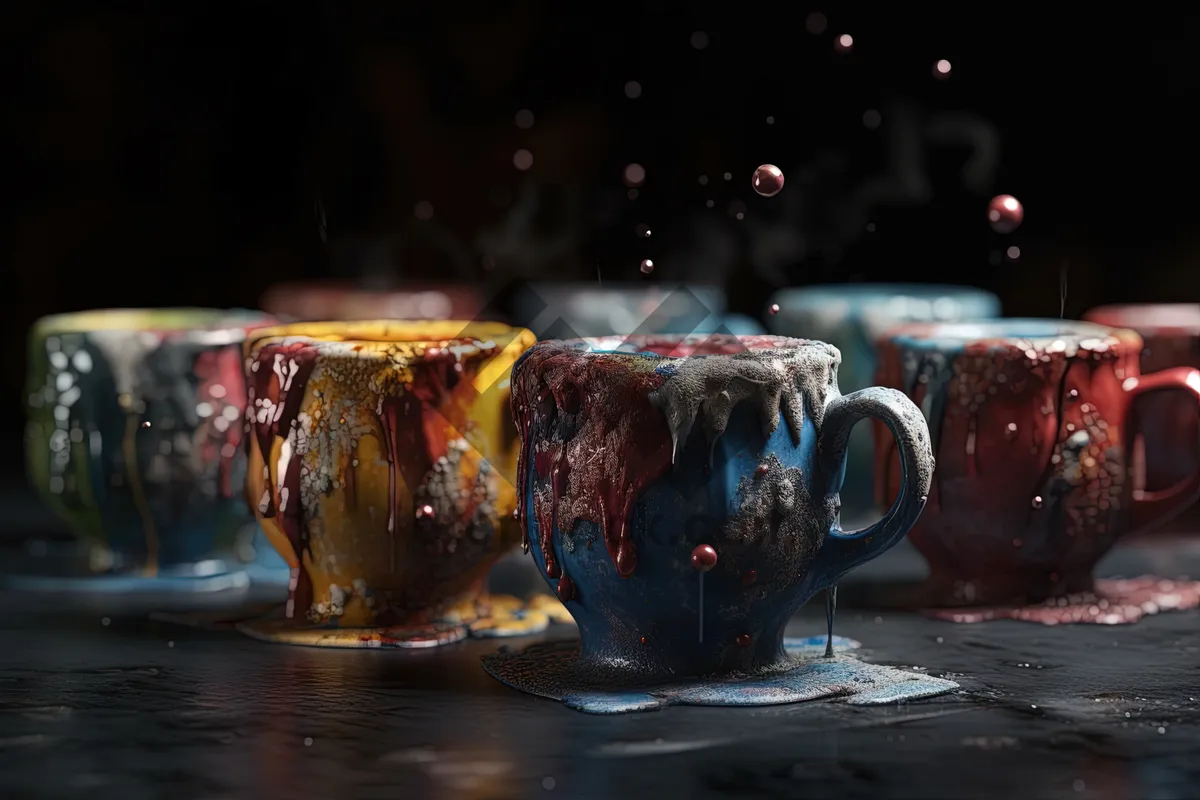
left=767, top=284, right=1000, bottom=519
left=509, top=282, right=760, bottom=340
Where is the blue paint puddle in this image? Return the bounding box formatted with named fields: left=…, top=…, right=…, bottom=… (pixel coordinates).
left=483, top=635, right=959, bottom=714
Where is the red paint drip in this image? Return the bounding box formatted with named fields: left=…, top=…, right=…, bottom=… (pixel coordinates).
left=196, top=348, right=248, bottom=499
left=556, top=574, right=575, bottom=602
left=735, top=633, right=752, bottom=647
left=512, top=347, right=674, bottom=579
left=249, top=342, right=319, bottom=613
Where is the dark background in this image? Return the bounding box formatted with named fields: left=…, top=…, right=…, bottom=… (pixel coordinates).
left=6, top=4, right=1200, bottom=474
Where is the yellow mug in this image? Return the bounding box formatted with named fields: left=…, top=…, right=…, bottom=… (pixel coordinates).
left=240, top=320, right=549, bottom=646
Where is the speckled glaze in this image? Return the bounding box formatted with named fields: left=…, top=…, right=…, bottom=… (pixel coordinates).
left=509, top=334, right=934, bottom=683
left=875, top=319, right=1200, bottom=610
left=239, top=320, right=551, bottom=646
left=509, top=282, right=758, bottom=340
left=768, top=284, right=1000, bottom=517
left=1084, top=304, right=1200, bottom=534
left=259, top=282, right=485, bottom=322
left=24, top=308, right=274, bottom=581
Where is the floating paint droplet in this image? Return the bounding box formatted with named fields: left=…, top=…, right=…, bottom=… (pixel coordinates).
left=735, top=633, right=752, bottom=647
left=754, top=463, right=770, bottom=478
left=1031, top=496, right=1044, bottom=509
left=640, top=259, right=655, bottom=275
left=835, top=34, right=854, bottom=53
left=640, top=636, right=647, bottom=645
left=557, top=574, right=575, bottom=602
left=416, top=504, right=435, bottom=519
left=987, top=194, right=1024, bottom=233
left=934, top=59, right=952, bottom=79
left=141, top=421, right=151, bottom=428
left=623, top=163, right=646, bottom=187
left=1068, top=388, right=1079, bottom=399
left=741, top=569, right=758, bottom=587
left=752, top=164, right=785, bottom=197
left=513, top=149, right=534, bottom=171
left=690, top=544, right=718, bottom=572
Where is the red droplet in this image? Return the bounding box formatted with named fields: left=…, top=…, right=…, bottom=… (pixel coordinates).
left=640, top=636, right=647, bottom=645
left=752, top=164, right=785, bottom=197
left=691, top=544, right=718, bottom=572
left=768, top=303, right=780, bottom=315
left=557, top=574, right=575, bottom=602
left=416, top=503, right=435, bottom=519
left=741, top=569, right=758, bottom=587
left=735, top=633, right=752, bottom=647
left=640, top=258, right=655, bottom=275
left=987, top=194, right=1024, bottom=234
left=754, top=463, right=770, bottom=479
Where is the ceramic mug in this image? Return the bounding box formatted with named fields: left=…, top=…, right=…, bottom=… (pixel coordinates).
left=509, top=282, right=755, bottom=340
left=767, top=284, right=1000, bottom=518
left=24, top=308, right=272, bottom=579
left=260, top=281, right=485, bottom=322
left=243, top=320, right=535, bottom=631
left=1084, top=304, right=1200, bottom=532
left=511, top=333, right=934, bottom=680
left=874, top=319, right=1200, bottom=606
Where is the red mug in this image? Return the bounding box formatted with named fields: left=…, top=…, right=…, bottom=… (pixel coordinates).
left=874, top=319, right=1200, bottom=606
left=1084, top=304, right=1200, bottom=533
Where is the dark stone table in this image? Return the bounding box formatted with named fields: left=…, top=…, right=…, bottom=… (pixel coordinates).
left=1, top=486, right=1197, bottom=800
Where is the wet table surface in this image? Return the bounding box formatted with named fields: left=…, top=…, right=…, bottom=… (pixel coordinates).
left=1, top=489, right=1198, bottom=800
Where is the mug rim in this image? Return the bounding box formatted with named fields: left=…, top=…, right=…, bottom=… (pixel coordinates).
left=32, top=308, right=271, bottom=343
left=245, top=320, right=536, bottom=376
left=534, top=333, right=836, bottom=359
left=879, top=318, right=1133, bottom=351
left=769, top=283, right=1001, bottom=303
left=1084, top=303, right=1200, bottom=334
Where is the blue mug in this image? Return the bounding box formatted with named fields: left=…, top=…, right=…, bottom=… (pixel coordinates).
left=767, top=284, right=999, bottom=519
left=511, top=334, right=934, bottom=681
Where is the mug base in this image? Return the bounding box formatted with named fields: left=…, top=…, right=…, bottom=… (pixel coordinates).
left=922, top=576, right=1200, bottom=625
left=482, top=636, right=959, bottom=714
left=234, top=592, right=570, bottom=649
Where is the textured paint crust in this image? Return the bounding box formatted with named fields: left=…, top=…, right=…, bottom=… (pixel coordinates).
left=243, top=320, right=540, bottom=634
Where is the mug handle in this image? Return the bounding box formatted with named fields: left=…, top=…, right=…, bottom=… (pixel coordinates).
left=811, top=386, right=935, bottom=587
left=1124, top=367, right=1200, bottom=533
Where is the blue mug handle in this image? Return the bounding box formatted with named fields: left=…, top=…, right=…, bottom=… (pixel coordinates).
left=811, top=386, right=935, bottom=587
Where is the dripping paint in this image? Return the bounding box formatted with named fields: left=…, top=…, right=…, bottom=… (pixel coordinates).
left=238, top=321, right=566, bottom=647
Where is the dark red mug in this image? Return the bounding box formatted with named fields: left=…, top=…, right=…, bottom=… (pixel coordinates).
left=1084, top=304, right=1200, bottom=533
left=874, top=319, right=1200, bottom=606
